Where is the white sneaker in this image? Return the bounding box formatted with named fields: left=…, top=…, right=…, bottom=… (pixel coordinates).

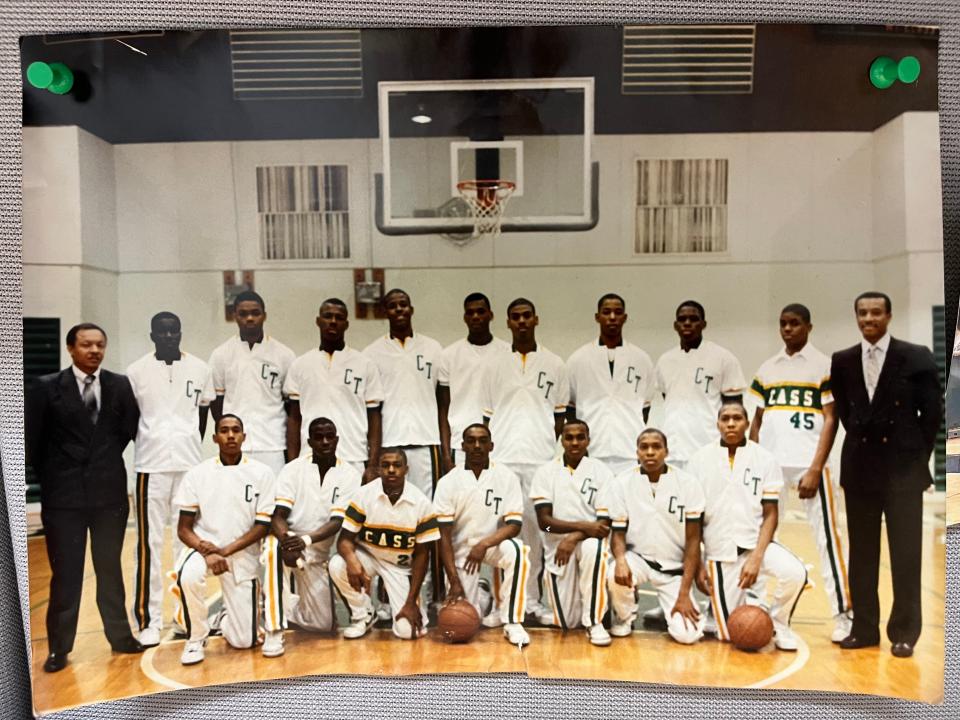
left=774, top=625, right=799, bottom=651
left=831, top=613, right=853, bottom=643
left=588, top=624, right=612, bottom=647
left=610, top=615, right=635, bottom=638
left=180, top=639, right=205, bottom=665
left=138, top=627, right=161, bottom=648
left=343, top=612, right=376, bottom=640
left=536, top=609, right=556, bottom=626
left=643, top=606, right=665, bottom=622
left=482, top=608, right=504, bottom=628
left=504, top=623, right=530, bottom=646
left=262, top=630, right=284, bottom=657
left=525, top=600, right=548, bottom=618
left=375, top=605, right=392, bottom=623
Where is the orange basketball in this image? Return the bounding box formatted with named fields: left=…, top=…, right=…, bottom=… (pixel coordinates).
left=727, top=605, right=774, bottom=651
left=437, top=599, right=481, bottom=643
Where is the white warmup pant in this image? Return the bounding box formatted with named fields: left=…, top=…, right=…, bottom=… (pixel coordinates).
left=706, top=542, right=807, bottom=641
left=133, top=470, right=185, bottom=632
left=607, top=552, right=704, bottom=644
left=781, top=466, right=852, bottom=617
left=245, top=450, right=287, bottom=475
left=595, top=456, right=637, bottom=477
left=451, top=538, right=530, bottom=625
left=171, top=549, right=262, bottom=649
left=400, top=445, right=443, bottom=498
left=262, top=535, right=335, bottom=633
left=329, top=549, right=428, bottom=637
left=502, top=462, right=545, bottom=608
left=542, top=537, right=609, bottom=630
left=400, top=445, right=444, bottom=602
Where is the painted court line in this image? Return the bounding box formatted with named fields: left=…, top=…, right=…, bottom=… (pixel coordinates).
left=139, top=588, right=224, bottom=691
left=140, top=645, right=192, bottom=690
left=747, top=634, right=810, bottom=689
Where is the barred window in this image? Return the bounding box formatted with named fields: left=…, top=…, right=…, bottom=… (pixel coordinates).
left=257, top=165, right=350, bottom=260
left=634, top=158, right=728, bottom=254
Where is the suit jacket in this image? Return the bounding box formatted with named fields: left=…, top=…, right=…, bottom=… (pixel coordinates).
left=830, top=337, right=941, bottom=493
left=25, top=367, right=139, bottom=509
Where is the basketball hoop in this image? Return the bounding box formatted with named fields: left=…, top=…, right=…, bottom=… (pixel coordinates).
left=456, top=180, right=516, bottom=237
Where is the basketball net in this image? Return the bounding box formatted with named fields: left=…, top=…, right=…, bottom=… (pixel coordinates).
left=456, top=180, right=516, bottom=238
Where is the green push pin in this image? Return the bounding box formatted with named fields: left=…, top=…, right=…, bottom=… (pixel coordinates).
left=869, top=56, right=921, bottom=89
left=897, top=55, right=921, bottom=84
left=26, top=61, right=74, bottom=95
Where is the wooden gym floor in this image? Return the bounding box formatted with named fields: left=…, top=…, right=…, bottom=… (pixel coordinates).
left=27, top=493, right=945, bottom=714
left=946, top=437, right=960, bottom=526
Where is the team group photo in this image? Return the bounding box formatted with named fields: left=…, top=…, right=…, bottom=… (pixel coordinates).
left=20, top=24, right=945, bottom=711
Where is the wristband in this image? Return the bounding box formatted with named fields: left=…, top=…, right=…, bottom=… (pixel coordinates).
left=301, top=534, right=313, bottom=547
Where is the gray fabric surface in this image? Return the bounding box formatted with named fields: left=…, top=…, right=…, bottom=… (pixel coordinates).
left=1, top=1, right=957, bottom=717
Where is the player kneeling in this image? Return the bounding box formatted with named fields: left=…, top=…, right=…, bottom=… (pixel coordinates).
left=531, top=420, right=613, bottom=646
left=601, top=429, right=705, bottom=644
left=261, top=417, right=362, bottom=657
left=690, top=401, right=807, bottom=651
left=172, top=414, right=276, bottom=665
left=435, top=424, right=531, bottom=646
left=329, top=448, right=439, bottom=639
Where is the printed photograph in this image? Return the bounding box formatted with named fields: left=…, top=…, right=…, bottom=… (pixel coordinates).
left=20, top=24, right=945, bottom=712
left=947, top=320, right=959, bottom=524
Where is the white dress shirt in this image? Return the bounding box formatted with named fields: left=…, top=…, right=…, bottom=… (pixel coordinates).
left=72, top=364, right=101, bottom=409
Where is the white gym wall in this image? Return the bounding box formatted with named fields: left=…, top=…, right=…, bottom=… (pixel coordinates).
left=23, top=111, right=943, bottom=382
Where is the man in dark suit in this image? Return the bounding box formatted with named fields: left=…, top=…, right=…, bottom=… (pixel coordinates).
left=26, top=323, right=145, bottom=672
left=830, top=292, right=941, bottom=658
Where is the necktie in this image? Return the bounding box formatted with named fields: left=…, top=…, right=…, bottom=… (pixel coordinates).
left=83, top=374, right=99, bottom=424
left=866, top=347, right=880, bottom=401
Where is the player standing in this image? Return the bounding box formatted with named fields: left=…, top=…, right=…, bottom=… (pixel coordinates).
left=690, top=402, right=807, bottom=651
left=172, top=414, right=276, bottom=665
left=363, top=289, right=444, bottom=493
left=435, top=424, right=531, bottom=646
left=329, top=448, right=439, bottom=639
left=127, top=312, right=212, bottom=648
left=261, top=417, right=361, bottom=657
left=567, top=293, right=656, bottom=474
left=363, top=289, right=444, bottom=599
left=286, top=298, right=383, bottom=480
left=208, top=291, right=295, bottom=474
left=749, top=303, right=851, bottom=642
left=655, top=301, right=746, bottom=468
left=438, top=292, right=510, bottom=472
left=530, top=420, right=612, bottom=646
left=601, top=428, right=705, bottom=644
left=482, top=298, right=569, bottom=619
